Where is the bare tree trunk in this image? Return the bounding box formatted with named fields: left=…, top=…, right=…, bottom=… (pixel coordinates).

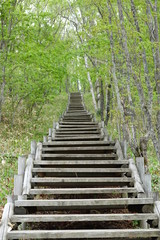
left=105, top=83, right=112, bottom=126
left=95, top=79, right=101, bottom=111
left=131, top=0, right=153, bottom=112
left=84, top=55, right=97, bottom=112
left=100, top=78, right=104, bottom=121
left=117, top=0, right=138, bottom=150
left=107, top=2, right=124, bottom=120
left=0, top=74, right=5, bottom=122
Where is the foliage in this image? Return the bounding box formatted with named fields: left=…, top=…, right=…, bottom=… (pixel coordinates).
left=0, top=94, right=68, bottom=206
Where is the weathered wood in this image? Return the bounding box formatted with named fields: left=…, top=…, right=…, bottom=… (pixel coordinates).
left=129, top=159, right=144, bottom=193
left=18, top=155, right=26, bottom=175
left=30, top=187, right=137, bottom=195
left=136, top=157, right=145, bottom=182
left=15, top=198, right=154, bottom=208
left=43, top=140, right=115, bottom=146
left=42, top=153, right=117, bottom=160
left=7, top=229, right=160, bottom=239
left=55, top=131, right=101, bottom=135
left=11, top=213, right=157, bottom=223
left=34, top=160, right=129, bottom=166
left=30, top=140, right=37, bottom=157
left=115, top=140, right=124, bottom=160
left=43, top=136, right=47, bottom=142
left=31, top=177, right=134, bottom=185
left=32, top=167, right=131, bottom=173
left=0, top=201, right=14, bottom=240
left=14, top=175, right=23, bottom=196
left=22, top=154, right=33, bottom=195
left=143, top=173, right=152, bottom=193
left=35, top=142, right=42, bottom=161
left=42, top=146, right=116, bottom=152
left=154, top=201, right=160, bottom=228
left=53, top=135, right=102, bottom=141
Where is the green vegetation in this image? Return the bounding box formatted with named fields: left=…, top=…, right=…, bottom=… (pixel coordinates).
left=0, top=94, right=68, bottom=206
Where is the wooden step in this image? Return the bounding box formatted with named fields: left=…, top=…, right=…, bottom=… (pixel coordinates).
left=57, top=128, right=99, bottom=131
left=53, top=136, right=102, bottom=141
left=7, top=229, right=160, bottom=239
left=11, top=213, right=157, bottom=223
left=64, top=113, right=91, bottom=116
left=30, top=187, right=137, bottom=195
left=42, top=146, right=116, bottom=152
left=55, top=131, right=101, bottom=135
left=15, top=198, right=154, bottom=208
left=42, top=153, right=117, bottom=160
left=32, top=168, right=130, bottom=173
left=31, top=177, right=134, bottom=187
left=59, top=122, right=97, bottom=125
left=43, top=141, right=115, bottom=146
left=34, top=160, right=127, bottom=166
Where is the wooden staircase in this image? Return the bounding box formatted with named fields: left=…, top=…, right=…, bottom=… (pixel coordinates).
left=1, top=92, right=160, bottom=239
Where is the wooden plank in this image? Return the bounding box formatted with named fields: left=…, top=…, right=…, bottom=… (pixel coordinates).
left=7, top=229, right=160, bottom=239
left=33, top=160, right=129, bottom=165
left=43, top=141, right=115, bottom=146
left=15, top=198, right=153, bottom=207
left=115, top=140, right=124, bottom=160
left=154, top=201, right=160, bottom=228
left=57, top=128, right=99, bottom=131
left=18, top=156, right=26, bottom=175
left=35, top=142, right=42, bottom=161
left=53, top=136, right=102, bottom=140
left=42, top=146, right=116, bottom=151
left=11, top=213, right=157, bottom=223
left=31, top=140, right=37, bottom=157
left=59, top=125, right=98, bottom=128
left=22, top=154, right=33, bottom=195
left=41, top=154, right=117, bottom=159
left=32, top=168, right=131, bottom=173
left=31, top=177, right=134, bottom=184
left=129, top=159, right=144, bottom=193
left=55, top=131, right=101, bottom=134
left=30, top=187, right=137, bottom=195
left=0, top=202, right=14, bottom=240
left=59, top=121, right=98, bottom=125
left=14, top=175, right=23, bottom=196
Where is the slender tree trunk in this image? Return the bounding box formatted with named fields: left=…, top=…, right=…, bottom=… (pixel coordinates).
left=84, top=55, right=97, bottom=112
left=95, top=79, right=101, bottom=111
left=0, top=63, right=6, bottom=122
left=100, top=78, right=104, bottom=121
left=131, top=0, right=153, bottom=112
left=117, top=0, right=138, bottom=149
left=105, top=83, right=112, bottom=126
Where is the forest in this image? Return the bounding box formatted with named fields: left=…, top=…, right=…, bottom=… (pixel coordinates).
left=0, top=0, right=160, bottom=211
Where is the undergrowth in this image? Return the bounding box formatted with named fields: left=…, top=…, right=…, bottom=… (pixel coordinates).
left=0, top=93, right=68, bottom=209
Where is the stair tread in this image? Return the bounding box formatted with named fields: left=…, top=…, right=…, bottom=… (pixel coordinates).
left=30, top=187, right=137, bottom=194
left=11, top=213, right=157, bottom=222
left=31, top=177, right=133, bottom=182
left=7, top=229, right=160, bottom=239
left=32, top=168, right=130, bottom=173
left=15, top=198, right=154, bottom=207
left=43, top=141, right=115, bottom=146
left=34, top=160, right=128, bottom=165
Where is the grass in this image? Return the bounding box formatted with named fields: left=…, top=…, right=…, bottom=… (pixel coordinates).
left=0, top=93, right=68, bottom=210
